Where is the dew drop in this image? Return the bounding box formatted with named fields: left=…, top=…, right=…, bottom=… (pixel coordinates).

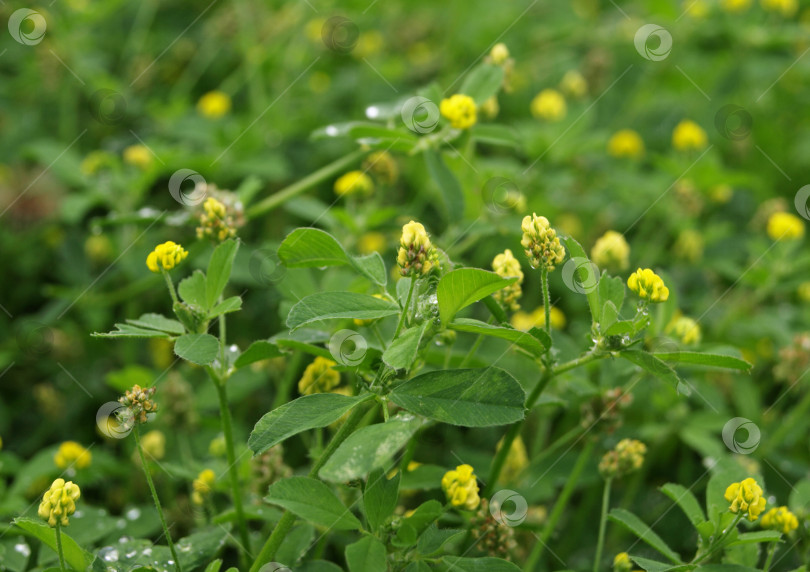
left=99, top=546, right=119, bottom=562
left=14, top=542, right=31, bottom=557
left=366, top=106, right=380, bottom=119
left=126, top=507, right=141, bottom=520
left=116, top=518, right=126, bottom=529
left=325, top=125, right=339, bottom=137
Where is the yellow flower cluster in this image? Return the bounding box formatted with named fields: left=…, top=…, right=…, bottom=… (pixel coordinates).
left=722, top=0, right=751, bottom=11
left=761, top=0, right=798, bottom=16
left=397, top=220, right=437, bottom=277
left=197, top=90, right=231, bottom=119
left=119, top=384, right=158, bottom=425
left=298, top=356, right=340, bottom=395
left=363, top=151, right=398, bottom=185
left=520, top=213, right=566, bottom=271
left=192, top=469, right=216, bottom=506
left=560, top=70, right=587, bottom=98
left=599, top=439, right=647, bottom=479
left=334, top=170, right=374, bottom=197
left=530, top=89, right=566, bottom=122
left=197, top=197, right=237, bottom=242
left=767, top=211, right=804, bottom=241
left=613, top=552, right=632, bottom=572
left=489, top=43, right=510, bottom=65
left=139, top=430, right=166, bottom=461
left=358, top=231, right=386, bottom=255
left=761, top=506, right=799, bottom=534
left=496, top=435, right=528, bottom=483
left=607, top=130, right=645, bottom=159
left=667, top=315, right=701, bottom=345
left=441, top=464, right=480, bottom=510
left=492, top=249, right=524, bottom=311
left=38, top=478, right=81, bottom=527
left=146, top=241, right=188, bottom=273
left=725, top=478, right=767, bottom=521
left=54, top=441, right=92, bottom=470
left=440, top=94, right=477, bottom=130
left=511, top=306, right=567, bottom=331
left=591, top=230, right=630, bottom=271
left=628, top=268, right=669, bottom=303
left=674, top=229, right=704, bottom=262
left=123, top=145, right=153, bottom=170
left=672, top=120, right=708, bottom=151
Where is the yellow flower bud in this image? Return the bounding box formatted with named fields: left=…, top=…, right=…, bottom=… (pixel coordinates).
left=334, top=171, right=374, bottom=197
left=54, top=441, right=92, bottom=470
left=123, top=145, right=153, bottom=170
left=146, top=241, right=188, bottom=273
left=761, top=506, right=799, bottom=533
left=599, top=439, right=646, bottom=479
left=496, top=435, right=528, bottom=483
left=607, top=130, right=644, bottom=159
left=489, top=43, right=510, bottom=65
left=197, top=90, right=231, bottom=119
left=440, top=94, right=477, bottom=130
left=197, top=197, right=237, bottom=243
left=666, top=315, right=701, bottom=345
left=591, top=230, right=630, bottom=271
left=627, top=268, right=669, bottom=303
left=672, top=119, right=708, bottom=151
left=767, top=211, right=804, bottom=241
left=363, top=151, right=398, bottom=185
left=192, top=468, right=217, bottom=506
left=722, top=0, right=751, bottom=11
left=724, top=477, right=767, bottom=521
left=530, top=89, right=566, bottom=122
left=397, top=220, right=437, bottom=277
left=520, top=213, right=565, bottom=271
left=560, top=70, right=587, bottom=99
left=492, top=249, right=524, bottom=311
left=38, top=478, right=81, bottom=527
left=613, top=552, right=632, bottom=572
left=298, top=356, right=340, bottom=395
left=441, top=464, right=480, bottom=510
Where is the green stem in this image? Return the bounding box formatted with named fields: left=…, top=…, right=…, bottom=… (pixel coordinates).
left=55, top=521, right=67, bottom=572
left=766, top=389, right=810, bottom=453
left=541, top=267, right=551, bottom=341
left=553, top=352, right=604, bottom=376
left=134, top=426, right=181, bottom=572
left=272, top=351, right=305, bottom=410
left=594, top=478, right=612, bottom=572
left=162, top=269, right=179, bottom=305
left=692, top=513, right=743, bottom=564
left=218, top=298, right=227, bottom=367
left=247, top=149, right=367, bottom=219
left=250, top=402, right=373, bottom=571
left=213, top=380, right=251, bottom=563
left=394, top=277, right=416, bottom=339
left=524, top=439, right=594, bottom=571
left=763, top=542, right=777, bottom=571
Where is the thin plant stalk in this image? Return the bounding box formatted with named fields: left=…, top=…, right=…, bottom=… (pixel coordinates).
left=54, top=521, right=67, bottom=572
left=394, top=278, right=416, bottom=338
left=594, top=478, right=612, bottom=572
left=763, top=542, right=777, bottom=571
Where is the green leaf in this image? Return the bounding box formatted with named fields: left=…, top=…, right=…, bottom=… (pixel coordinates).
left=449, top=318, right=549, bottom=356
left=364, top=468, right=400, bottom=532
left=459, top=63, right=505, bottom=104
left=14, top=518, right=93, bottom=570
left=652, top=352, right=751, bottom=372
left=472, top=124, right=521, bottom=148
left=621, top=350, right=683, bottom=392
left=275, top=523, right=314, bottom=568
left=178, top=270, right=208, bottom=308
left=608, top=509, right=682, bottom=564
left=694, top=566, right=760, bottom=572
left=234, top=341, right=283, bottom=369
left=424, top=149, right=464, bottom=218
left=127, top=313, right=185, bottom=335
left=390, top=367, right=526, bottom=426
left=660, top=483, right=706, bottom=526
left=393, top=500, right=444, bottom=547
left=562, top=236, right=600, bottom=322
left=204, top=559, right=223, bottom=572
left=789, top=479, right=810, bottom=513
left=417, top=523, right=464, bottom=556
left=350, top=252, right=388, bottom=286
left=249, top=393, right=373, bottom=455
left=297, top=561, right=345, bottom=572
left=438, top=556, right=521, bottom=571
left=598, top=273, right=625, bottom=315
left=345, top=536, right=386, bottom=572
left=600, top=301, right=620, bottom=333
left=174, top=333, right=220, bottom=366
left=174, top=526, right=230, bottom=570
left=264, top=477, right=362, bottom=530
left=287, top=292, right=401, bottom=330
left=278, top=228, right=350, bottom=268
left=629, top=555, right=676, bottom=572
left=206, top=239, right=239, bottom=308
left=320, top=414, right=424, bottom=482
left=209, top=296, right=242, bottom=318
left=92, top=323, right=171, bottom=338
left=437, top=268, right=517, bottom=324
left=383, top=322, right=429, bottom=370
left=727, top=530, right=783, bottom=546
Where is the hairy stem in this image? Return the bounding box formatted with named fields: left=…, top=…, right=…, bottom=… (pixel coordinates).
left=594, top=478, right=612, bottom=572
left=55, top=521, right=67, bottom=572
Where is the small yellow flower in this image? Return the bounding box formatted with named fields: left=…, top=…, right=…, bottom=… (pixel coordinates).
left=667, top=315, right=701, bottom=345
left=192, top=468, right=216, bottom=506
left=709, top=183, right=733, bottom=203
left=140, top=430, right=166, bottom=461
left=209, top=435, right=226, bottom=457
left=397, top=220, right=438, bottom=277
left=613, top=552, right=632, bottom=572
left=530, top=89, right=566, bottom=122
left=54, top=441, right=92, bottom=470
left=607, top=130, right=645, bottom=159
left=489, top=43, right=510, bottom=65
left=298, top=356, right=340, bottom=395
left=591, top=230, right=630, bottom=271
left=628, top=268, right=669, bottom=303
left=725, top=478, right=767, bottom=521
left=197, top=197, right=237, bottom=243
left=511, top=306, right=567, bottom=331
left=767, top=211, right=805, bottom=241
left=722, top=0, right=752, bottom=11
left=440, top=94, right=477, bottom=130
left=38, top=478, right=81, bottom=527
left=146, top=241, right=188, bottom=273
left=761, top=0, right=798, bottom=15
left=672, top=120, right=708, bottom=151
left=479, top=96, right=499, bottom=120
left=599, top=439, right=646, bottom=479
left=684, top=0, right=710, bottom=18
left=80, top=150, right=113, bottom=175
left=363, top=151, right=398, bottom=185
left=123, top=145, right=153, bottom=170
left=674, top=229, right=704, bottom=262
left=761, top=506, right=799, bottom=533
left=197, top=90, right=231, bottom=119
left=492, top=249, right=524, bottom=311
left=496, top=435, right=528, bottom=483
left=441, top=464, right=480, bottom=510
left=520, top=213, right=566, bottom=271
left=358, top=231, right=387, bottom=255
left=798, top=281, right=810, bottom=302
left=560, top=70, right=587, bottom=98
left=334, top=171, right=374, bottom=197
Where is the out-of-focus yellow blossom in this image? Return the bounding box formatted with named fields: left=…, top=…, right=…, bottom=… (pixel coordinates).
left=560, top=70, right=587, bottom=98
left=530, top=89, right=566, bottom=122
left=123, top=145, right=153, bottom=170
left=496, top=435, right=528, bottom=482
left=628, top=268, right=669, bottom=303
left=492, top=249, right=524, bottom=311
left=298, top=356, right=340, bottom=395
left=38, top=478, right=80, bottom=527
left=139, top=430, right=166, bottom=461
left=722, top=0, right=752, bottom=10
left=54, top=441, right=92, bottom=470
left=0, top=436, right=3, bottom=450
left=798, top=282, right=810, bottom=302
left=308, top=71, right=331, bottom=93
left=761, top=0, right=797, bottom=15
left=674, top=228, right=704, bottom=262
left=761, top=506, right=799, bottom=533
left=209, top=435, right=226, bottom=457
left=440, top=94, right=477, bottom=129
left=354, top=30, right=383, bottom=59
left=197, top=90, right=231, bottom=119
left=85, top=234, right=114, bottom=264
left=591, top=230, right=630, bottom=271
left=441, top=464, right=480, bottom=510
left=767, top=211, right=805, bottom=241
left=354, top=294, right=387, bottom=326
left=305, top=18, right=325, bottom=42
left=667, top=315, right=702, bottom=345
left=599, top=439, right=646, bottom=479
left=556, top=213, right=582, bottom=239
left=363, top=150, right=398, bottom=185
left=146, top=241, right=188, bottom=273
left=489, top=43, right=510, bottom=65
left=334, top=170, right=374, bottom=197
left=511, top=306, right=567, bottom=331
left=607, top=129, right=645, bottom=159
left=709, top=183, right=733, bottom=203
left=725, top=478, right=767, bottom=521
left=613, top=552, right=632, bottom=572
left=80, top=150, right=114, bottom=175
left=191, top=469, right=216, bottom=506
left=672, top=119, right=708, bottom=151
left=358, top=231, right=387, bottom=255
left=685, top=0, right=710, bottom=18
left=197, top=197, right=237, bottom=242
left=520, top=213, right=566, bottom=271
left=479, top=96, right=499, bottom=120
left=397, top=220, right=437, bottom=277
